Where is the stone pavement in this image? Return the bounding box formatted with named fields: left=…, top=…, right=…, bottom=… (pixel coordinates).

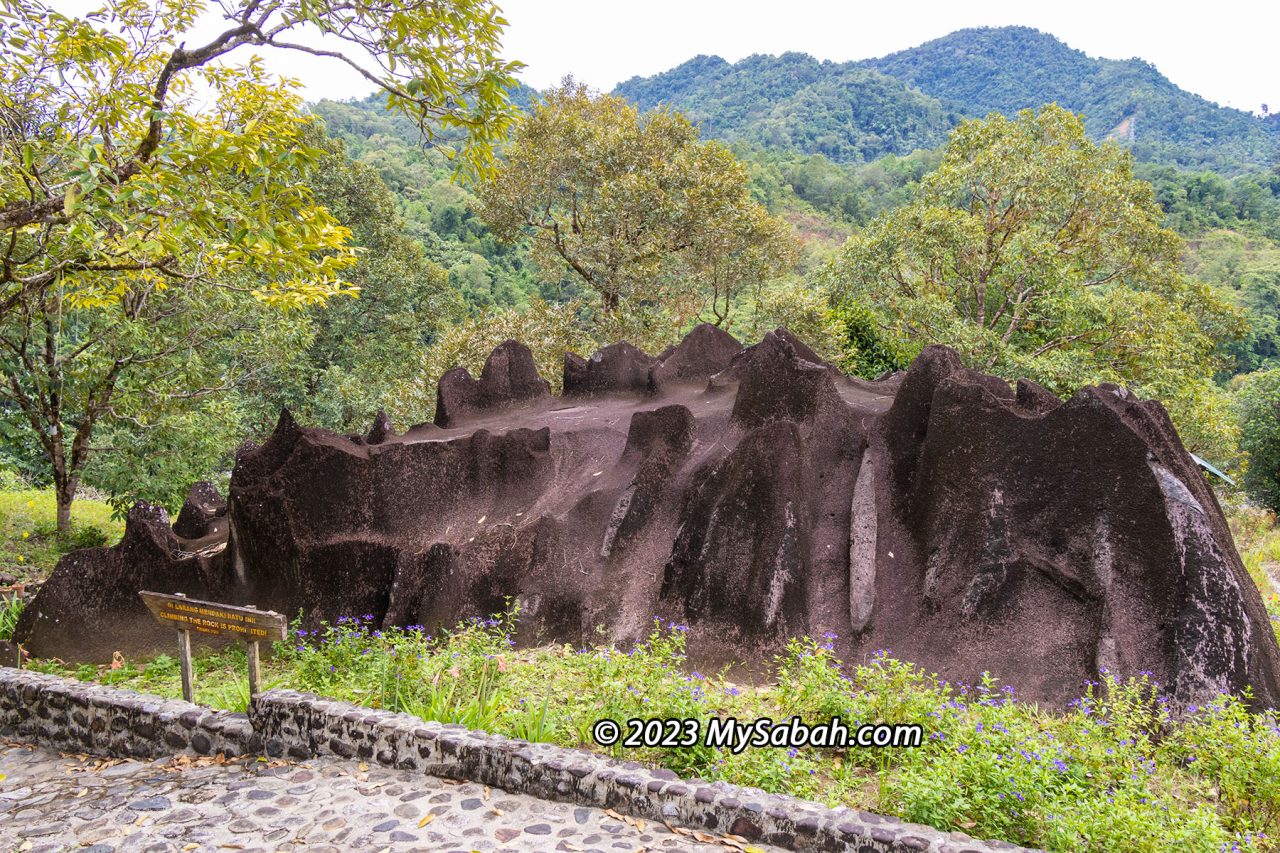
left=0, top=741, right=786, bottom=852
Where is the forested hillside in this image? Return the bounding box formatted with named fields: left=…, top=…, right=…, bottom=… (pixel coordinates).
left=303, top=65, right=1280, bottom=481
left=614, top=53, right=955, bottom=163
left=617, top=26, right=1280, bottom=174
left=862, top=26, right=1280, bottom=172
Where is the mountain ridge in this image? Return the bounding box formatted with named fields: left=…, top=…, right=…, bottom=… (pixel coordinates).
left=611, top=26, right=1280, bottom=173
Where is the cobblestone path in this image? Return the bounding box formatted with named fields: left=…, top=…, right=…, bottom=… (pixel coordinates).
left=0, top=742, right=785, bottom=852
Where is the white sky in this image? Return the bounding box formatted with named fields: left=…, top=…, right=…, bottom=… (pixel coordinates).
left=48, top=0, right=1280, bottom=115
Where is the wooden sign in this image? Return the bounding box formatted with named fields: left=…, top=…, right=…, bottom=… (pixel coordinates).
left=140, top=592, right=287, bottom=641
left=139, top=591, right=287, bottom=702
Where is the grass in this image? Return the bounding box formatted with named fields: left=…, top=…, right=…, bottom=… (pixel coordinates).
left=0, top=488, right=123, bottom=584
left=23, top=608, right=1280, bottom=853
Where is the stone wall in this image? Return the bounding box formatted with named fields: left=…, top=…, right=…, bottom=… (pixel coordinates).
left=0, top=668, right=1028, bottom=853
left=0, top=668, right=255, bottom=759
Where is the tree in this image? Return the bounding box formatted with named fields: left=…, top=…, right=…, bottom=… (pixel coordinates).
left=474, top=79, right=797, bottom=329
left=245, top=130, right=463, bottom=434
left=820, top=105, right=1246, bottom=461
left=0, top=0, right=520, bottom=530
left=1, top=266, right=312, bottom=529
left=1, top=0, right=520, bottom=319
left=1235, top=369, right=1280, bottom=510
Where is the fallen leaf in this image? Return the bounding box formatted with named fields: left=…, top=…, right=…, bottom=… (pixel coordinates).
left=482, top=785, right=490, bottom=801
left=183, top=845, right=199, bottom=851
left=603, top=808, right=624, bottom=822
left=358, top=761, right=369, bottom=772
left=693, top=831, right=718, bottom=843
left=489, top=807, right=503, bottom=817
left=418, top=814, right=435, bottom=828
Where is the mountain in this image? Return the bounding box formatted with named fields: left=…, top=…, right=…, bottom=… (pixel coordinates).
left=861, top=27, right=1278, bottom=172
left=613, top=28, right=1280, bottom=173
left=614, top=53, right=956, bottom=164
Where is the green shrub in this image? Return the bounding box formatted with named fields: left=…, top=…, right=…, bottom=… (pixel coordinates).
left=0, top=468, right=27, bottom=492
left=830, top=302, right=908, bottom=378
left=36, top=609, right=1280, bottom=853
left=0, top=595, right=23, bottom=641
left=1236, top=368, right=1280, bottom=511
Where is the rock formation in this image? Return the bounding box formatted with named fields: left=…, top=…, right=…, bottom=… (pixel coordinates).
left=17, top=327, right=1280, bottom=709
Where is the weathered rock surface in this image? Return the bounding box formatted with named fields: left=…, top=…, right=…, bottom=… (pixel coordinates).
left=17, top=326, right=1280, bottom=709
left=15, top=498, right=232, bottom=661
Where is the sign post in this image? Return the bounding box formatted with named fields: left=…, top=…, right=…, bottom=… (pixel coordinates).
left=139, top=591, right=288, bottom=703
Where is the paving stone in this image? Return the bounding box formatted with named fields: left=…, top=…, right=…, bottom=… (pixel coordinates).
left=126, top=795, right=170, bottom=811
left=0, top=742, right=789, bottom=852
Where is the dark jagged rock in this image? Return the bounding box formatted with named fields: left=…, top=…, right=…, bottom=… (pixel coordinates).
left=724, top=330, right=845, bottom=428
left=435, top=339, right=550, bottom=427
left=1015, top=378, right=1062, bottom=415
left=563, top=341, right=658, bottom=397
left=17, top=328, right=1280, bottom=710
left=172, top=481, right=227, bottom=542
left=365, top=410, right=394, bottom=445
left=650, top=323, right=742, bottom=389
left=13, top=502, right=231, bottom=661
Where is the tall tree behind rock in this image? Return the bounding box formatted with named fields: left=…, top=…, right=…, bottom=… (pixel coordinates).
left=0, top=0, right=520, bottom=528
left=820, top=105, right=1247, bottom=466
left=474, top=79, right=798, bottom=334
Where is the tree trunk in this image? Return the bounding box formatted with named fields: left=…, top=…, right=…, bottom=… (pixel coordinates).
left=54, top=477, right=75, bottom=535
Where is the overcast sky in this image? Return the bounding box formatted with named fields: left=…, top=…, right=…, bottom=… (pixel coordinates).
left=50, top=0, right=1279, bottom=115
